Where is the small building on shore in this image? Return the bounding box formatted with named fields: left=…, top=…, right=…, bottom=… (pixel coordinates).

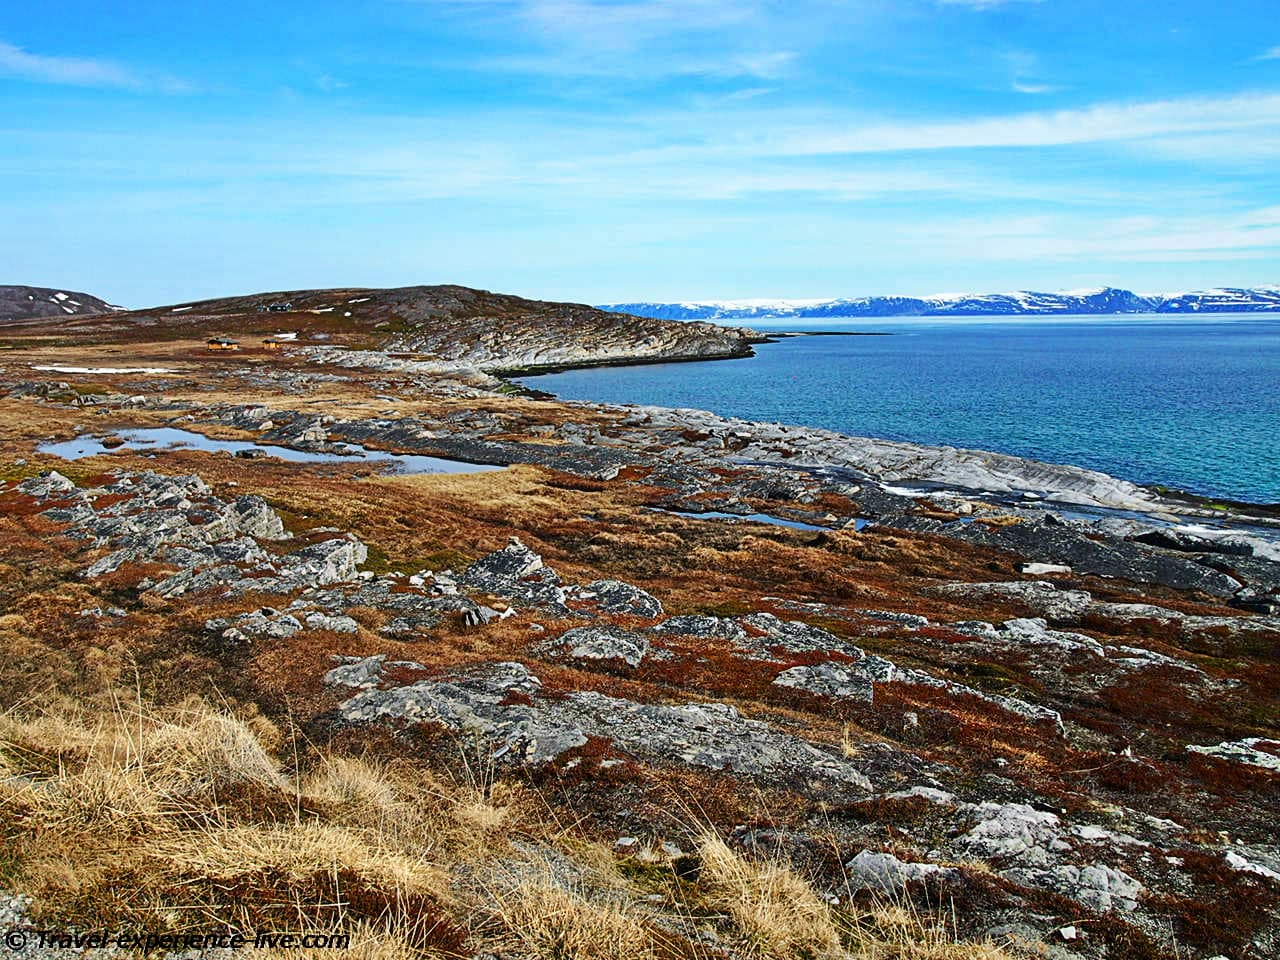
left=206, top=336, right=240, bottom=352
left=262, top=338, right=283, bottom=352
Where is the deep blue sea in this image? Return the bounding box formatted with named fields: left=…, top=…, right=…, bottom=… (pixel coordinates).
left=519, top=316, right=1280, bottom=504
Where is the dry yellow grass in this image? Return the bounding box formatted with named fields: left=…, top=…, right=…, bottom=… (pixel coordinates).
left=697, top=832, right=843, bottom=959
left=0, top=693, right=1027, bottom=959
left=488, top=872, right=656, bottom=960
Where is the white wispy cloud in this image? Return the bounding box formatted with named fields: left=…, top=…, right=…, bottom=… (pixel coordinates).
left=1011, top=80, right=1057, bottom=94
left=897, top=206, right=1280, bottom=264
left=1257, top=45, right=1280, bottom=61
left=937, top=0, right=1044, bottom=9
left=755, top=90, right=1280, bottom=156
left=0, top=40, right=137, bottom=87
left=0, top=40, right=190, bottom=92
left=422, top=0, right=794, bottom=79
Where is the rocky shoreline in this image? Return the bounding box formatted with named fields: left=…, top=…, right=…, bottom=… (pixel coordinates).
left=1, top=287, right=1277, bottom=958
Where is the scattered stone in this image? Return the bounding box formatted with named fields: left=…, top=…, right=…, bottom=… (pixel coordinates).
left=856, top=609, right=930, bottom=628
left=651, top=615, right=746, bottom=642
left=1020, top=562, right=1073, bottom=575
left=206, top=608, right=304, bottom=643
left=548, top=625, right=650, bottom=668
left=303, top=611, right=360, bottom=633
left=462, top=537, right=568, bottom=611
left=1187, top=738, right=1280, bottom=771
left=1002, top=863, right=1143, bottom=913
left=928, top=581, right=1092, bottom=622
left=583, top=579, right=663, bottom=618
left=845, top=851, right=954, bottom=893
left=772, top=662, right=874, bottom=702
left=1225, top=851, right=1280, bottom=882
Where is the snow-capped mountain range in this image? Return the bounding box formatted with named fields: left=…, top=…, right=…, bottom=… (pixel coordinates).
left=600, top=285, right=1280, bottom=321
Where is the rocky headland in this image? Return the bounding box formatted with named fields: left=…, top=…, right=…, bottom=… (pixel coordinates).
left=0, top=284, right=1277, bottom=960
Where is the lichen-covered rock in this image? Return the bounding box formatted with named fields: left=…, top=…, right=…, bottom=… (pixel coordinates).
left=205, top=608, right=304, bottom=643
left=949, top=802, right=1070, bottom=865
left=651, top=615, right=746, bottom=642
left=548, top=625, right=649, bottom=668
left=928, top=581, right=1093, bottom=623
left=740, top=612, right=865, bottom=658
left=334, top=660, right=872, bottom=792
left=279, top=536, right=368, bottom=586
left=773, top=662, right=874, bottom=702
left=17, top=470, right=76, bottom=497
left=583, top=579, right=663, bottom=618
left=845, top=851, right=954, bottom=893
left=465, top=537, right=544, bottom=583
left=323, top=654, right=427, bottom=689
left=462, top=537, right=567, bottom=611
left=1002, top=863, right=1143, bottom=913
left=1188, top=738, right=1280, bottom=771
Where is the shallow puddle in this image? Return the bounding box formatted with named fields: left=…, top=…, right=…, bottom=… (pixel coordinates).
left=38, top=427, right=503, bottom=475
left=653, top=507, right=870, bottom=532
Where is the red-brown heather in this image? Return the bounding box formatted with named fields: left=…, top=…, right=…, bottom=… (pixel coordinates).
left=0, top=286, right=1276, bottom=959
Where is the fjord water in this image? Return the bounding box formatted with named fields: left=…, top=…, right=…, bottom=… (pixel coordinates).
left=520, top=316, right=1280, bottom=504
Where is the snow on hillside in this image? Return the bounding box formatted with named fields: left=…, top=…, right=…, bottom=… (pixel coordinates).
left=601, top=284, right=1280, bottom=321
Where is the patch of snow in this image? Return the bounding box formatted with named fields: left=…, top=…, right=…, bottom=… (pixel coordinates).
left=32, top=365, right=175, bottom=374
left=53, top=292, right=68, bottom=301
left=677, top=297, right=835, bottom=310
left=310, top=307, right=334, bottom=313
left=881, top=485, right=929, bottom=498
left=347, top=297, right=372, bottom=304
left=171, top=306, right=192, bottom=313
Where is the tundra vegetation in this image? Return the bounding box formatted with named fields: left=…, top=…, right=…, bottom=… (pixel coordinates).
left=0, top=285, right=1277, bottom=959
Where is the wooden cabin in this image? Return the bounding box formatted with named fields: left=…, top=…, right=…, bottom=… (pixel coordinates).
left=206, top=336, right=240, bottom=352
left=262, top=338, right=283, bottom=352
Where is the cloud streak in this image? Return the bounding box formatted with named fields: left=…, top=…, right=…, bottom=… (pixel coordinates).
left=748, top=91, right=1280, bottom=157
left=0, top=40, right=138, bottom=87
left=0, top=40, right=190, bottom=92
left=937, top=0, right=1044, bottom=9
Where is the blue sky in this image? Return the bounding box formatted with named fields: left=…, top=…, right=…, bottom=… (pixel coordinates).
left=3, top=0, right=1280, bottom=306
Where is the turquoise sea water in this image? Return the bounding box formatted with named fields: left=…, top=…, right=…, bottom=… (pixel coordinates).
left=519, top=316, right=1280, bottom=504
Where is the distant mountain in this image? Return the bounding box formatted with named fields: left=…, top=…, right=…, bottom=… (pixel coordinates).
left=601, top=285, right=1280, bottom=321
left=0, top=285, right=121, bottom=322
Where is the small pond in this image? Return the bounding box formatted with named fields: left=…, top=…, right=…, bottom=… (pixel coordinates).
left=37, top=427, right=503, bottom=475
left=653, top=507, right=872, bottom=533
